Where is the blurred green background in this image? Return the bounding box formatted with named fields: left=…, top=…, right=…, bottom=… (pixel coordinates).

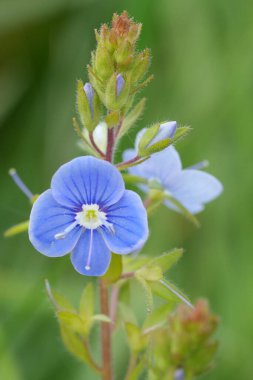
left=1, top=0, right=253, bottom=379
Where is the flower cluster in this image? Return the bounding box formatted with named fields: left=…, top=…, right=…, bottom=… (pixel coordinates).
left=6, top=11, right=223, bottom=380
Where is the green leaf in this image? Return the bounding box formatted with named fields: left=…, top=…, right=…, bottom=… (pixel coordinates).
left=57, top=311, right=84, bottom=334
left=123, top=255, right=150, bottom=272
left=59, top=323, right=100, bottom=371
left=149, top=249, right=183, bottom=274
left=127, top=356, right=146, bottom=380
left=92, top=314, right=111, bottom=323
left=4, top=220, right=29, bottom=237
left=119, top=98, right=146, bottom=138
left=79, top=283, right=94, bottom=319
left=45, top=280, right=75, bottom=312
left=118, top=302, right=138, bottom=325
left=164, top=193, right=200, bottom=227
left=125, top=322, right=145, bottom=352
left=102, top=253, right=122, bottom=284
left=143, top=303, right=172, bottom=330
left=151, top=280, right=192, bottom=308
left=136, top=264, right=163, bottom=282
left=135, top=275, right=153, bottom=313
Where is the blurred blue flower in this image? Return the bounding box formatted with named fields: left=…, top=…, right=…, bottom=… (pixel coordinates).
left=124, top=131, right=223, bottom=214
left=29, top=156, right=148, bottom=276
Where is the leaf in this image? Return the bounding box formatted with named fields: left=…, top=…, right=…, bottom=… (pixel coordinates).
left=123, top=255, right=150, bottom=272
left=102, top=253, right=122, bottom=284
left=45, top=280, right=75, bottom=312
left=143, top=303, right=172, bottom=330
left=151, top=280, right=192, bottom=308
left=122, top=173, right=148, bottom=185
left=135, top=275, right=153, bottom=313
left=125, top=323, right=144, bottom=352
left=119, top=98, right=146, bottom=138
left=79, top=283, right=94, bottom=319
left=92, top=314, right=111, bottom=323
left=4, top=220, right=29, bottom=237
left=59, top=323, right=100, bottom=371
left=57, top=311, right=84, bottom=334
left=149, top=249, right=183, bottom=274
left=164, top=193, right=200, bottom=227
left=127, top=356, right=146, bottom=380
left=136, top=264, right=163, bottom=282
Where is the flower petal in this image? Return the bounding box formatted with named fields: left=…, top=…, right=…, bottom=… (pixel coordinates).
left=102, top=190, right=148, bottom=254
left=167, top=169, right=223, bottom=214
left=29, top=190, right=82, bottom=257
left=123, top=146, right=182, bottom=188
left=71, top=230, right=111, bottom=276
left=51, top=156, right=125, bottom=208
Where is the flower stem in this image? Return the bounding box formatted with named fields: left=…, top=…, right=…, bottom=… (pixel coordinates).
left=105, top=128, right=114, bottom=162
left=89, top=132, right=105, bottom=158
left=99, top=279, right=113, bottom=380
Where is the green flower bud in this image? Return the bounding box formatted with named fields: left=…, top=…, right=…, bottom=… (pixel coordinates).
left=131, top=49, right=150, bottom=83
left=105, top=73, right=130, bottom=111
left=95, top=43, right=114, bottom=80
left=76, top=80, right=101, bottom=132
left=114, top=40, right=133, bottom=66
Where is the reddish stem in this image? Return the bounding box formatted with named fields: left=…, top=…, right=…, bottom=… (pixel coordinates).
left=116, top=155, right=141, bottom=169
left=89, top=132, right=105, bottom=158
left=105, top=128, right=114, bottom=162
left=99, top=280, right=113, bottom=380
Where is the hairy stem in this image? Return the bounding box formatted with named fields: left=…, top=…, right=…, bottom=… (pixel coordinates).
left=99, top=279, right=113, bottom=380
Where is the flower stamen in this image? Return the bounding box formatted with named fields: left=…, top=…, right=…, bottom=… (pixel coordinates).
left=55, top=221, right=78, bottom=240
left=9, top=168, right=34, bottom=201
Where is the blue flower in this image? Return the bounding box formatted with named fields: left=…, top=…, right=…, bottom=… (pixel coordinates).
left=29, top=156, right=148, bottom=276
left=124, top=130, right=223, bottom=214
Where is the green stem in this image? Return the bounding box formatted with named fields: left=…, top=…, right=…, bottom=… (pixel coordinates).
left=99, top=280, right=113, bottom=380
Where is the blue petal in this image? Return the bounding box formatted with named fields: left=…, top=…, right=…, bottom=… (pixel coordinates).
left=102, top=190, right=149, bottom=254
left=51, top=156, right=125, bottom=209
left=167, top=169, right=223, bottom=214
left=71, top=230, right=111, bottom=276
left=29, top=190, right=82, bottom=257
left=123, top=146, right=182, bottom=189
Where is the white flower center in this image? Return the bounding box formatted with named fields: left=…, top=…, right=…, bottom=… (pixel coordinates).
left=75, top=204, right=113, bottom=231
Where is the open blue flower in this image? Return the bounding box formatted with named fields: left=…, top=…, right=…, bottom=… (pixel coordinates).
left=124, top=131, right=223, bottom=214
left=29, top=156, right=148, bottom=276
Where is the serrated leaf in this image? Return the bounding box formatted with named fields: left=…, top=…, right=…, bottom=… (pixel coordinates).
left=149, top=249, right=183, bottom=274
left=164, top=193, right=200, bottom=227
left=102, top=253, right=122, bottom=284
left=119, top=98, right=146, bottom=139
left=79, top=283, right=94, bottom=319
left=4, top=220, right=29, bottom=237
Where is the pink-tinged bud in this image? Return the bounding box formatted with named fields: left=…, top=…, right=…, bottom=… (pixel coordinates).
left=116, top=74, right=125, bottom=97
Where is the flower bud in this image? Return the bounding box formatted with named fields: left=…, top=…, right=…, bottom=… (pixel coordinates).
left=105, top=73, right=130, bottom=111
left=114, top=40, right=133, bottom=66
left=137, top=121, right=177, bottom=156
left=131, top=49, right=150, bottom=83
left=95, top=43, right=114, bottom=80
left=76, top=80, right=101, bottom=131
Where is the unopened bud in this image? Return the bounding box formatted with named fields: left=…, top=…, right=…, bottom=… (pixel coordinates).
left=77, top=80, right=101, bottom=131
left=114, top=40, right=133, bottom=66
left=131, top=49, right=150, bottom=83
left=105, top=73, right=130, bottom=111
left=116, top=74, right=125, bottom=97
left=95, top=43, right=114, bottom=80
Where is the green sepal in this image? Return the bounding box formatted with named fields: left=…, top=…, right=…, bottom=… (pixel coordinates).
left=150, top=280, right=192, bottom=308
left=76, top=80, right=101, bottom=132
left=4, top=220, right=29, bottom=238
left=105, top=73, right=130, bottom=111
left=102, top=253, right=122, bottom=284
left=114, top=40, right=133, bottom=66
left=95, top=43, right=114, bottom=80
left=164, top=193, right=200, bottom=227
left=105, top=110, right=120, bottom=128
left=118, top=98, right=146, bottom=139
left=138, top=124, right=173, bottom=157
left=130, top=49, right=150, bottom=83
left=122, top=173, right=148, bottom=186
left=172, top=126, right=192, bottom=144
